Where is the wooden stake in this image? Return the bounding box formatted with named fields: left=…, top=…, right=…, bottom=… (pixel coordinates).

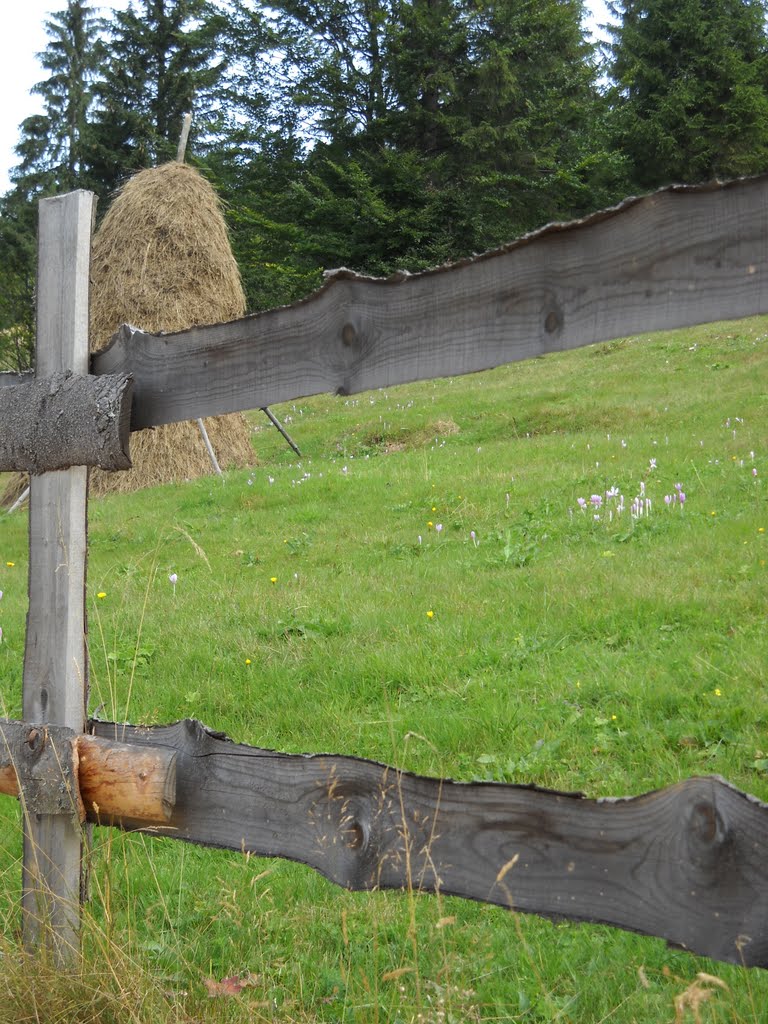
left=6, top=485, right=29, bottom=514
left=21, top=190, right=95, bottom=963
left=176, top=112, right=192, bottom=163
left=196, top=417, right=223, bottom=476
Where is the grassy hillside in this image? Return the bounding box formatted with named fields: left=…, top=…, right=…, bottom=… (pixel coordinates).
left=1, top=316, right=767, bottom=1022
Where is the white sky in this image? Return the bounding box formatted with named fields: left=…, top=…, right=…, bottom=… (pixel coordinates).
left=0, top=0, right=614, bottom=195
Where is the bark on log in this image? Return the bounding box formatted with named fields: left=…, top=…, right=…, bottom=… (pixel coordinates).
left=0, top=371, right=133, bottom=473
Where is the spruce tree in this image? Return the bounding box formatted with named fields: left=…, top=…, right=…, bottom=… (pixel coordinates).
left=93, top=0, right=223, bottom=190
left=606, top=0, right=768, bottom=188
left=10, top=0, right=104, bottom=197
left=211, top=1, right=625, bottom=308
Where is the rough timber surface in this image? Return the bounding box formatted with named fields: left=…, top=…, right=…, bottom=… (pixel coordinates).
left=92, top=175, right=768, bottom=430
left=0, top=371, right=133, bottom=472
left=22, top=190, right=94, bottom=962
left=91, top=719, right=768, bottom=969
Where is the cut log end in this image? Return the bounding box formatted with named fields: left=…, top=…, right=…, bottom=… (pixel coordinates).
left=77, top=735, right=177, bottom=824
left=0, top=736, right=176, bottom=826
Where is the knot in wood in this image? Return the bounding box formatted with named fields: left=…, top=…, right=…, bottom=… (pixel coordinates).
left=312, top=777, right=380, bottom=888
left=341, top=323, right=357, bottom=347
left=685, top=792, right=733, bottom=875
left=544, top=310, right=562, bottom=335
left=26, top=728, right=43, bottom=753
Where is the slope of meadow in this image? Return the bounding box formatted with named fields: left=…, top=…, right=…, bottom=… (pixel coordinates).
left=1, top=317, right=767, bottom=1022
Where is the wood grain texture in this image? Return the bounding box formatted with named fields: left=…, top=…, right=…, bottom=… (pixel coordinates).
left=22, top=190, right=95, bottom=963
left=91, top=719, right=768, bottom=968
left=76, top=735, right=176, bottom=824
left=0, top=731, right=176, bottom=826
left=92, top=176, right=768, bottom=430
left=0, top=371, right=133, bottom=472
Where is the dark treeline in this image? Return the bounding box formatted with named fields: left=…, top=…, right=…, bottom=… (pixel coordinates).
left=2, top=0, right=768, bottom=370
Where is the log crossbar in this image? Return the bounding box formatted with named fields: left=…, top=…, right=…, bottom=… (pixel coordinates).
left=0, top=726, right=176, bottom=826
left=0, top=371, right=133, bottom=473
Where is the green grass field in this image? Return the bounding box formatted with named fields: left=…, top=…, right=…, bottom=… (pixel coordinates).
left=1, top=316, right=767, bottom=1022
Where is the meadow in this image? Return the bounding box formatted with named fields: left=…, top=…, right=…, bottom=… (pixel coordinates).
left=0, top=315, right=767, bottom=1023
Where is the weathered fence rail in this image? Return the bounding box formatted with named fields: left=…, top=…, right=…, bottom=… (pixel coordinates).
left=91, top=174, right=768, bottom=431
left=92, top=719, right=768, bottom=968
left=2, top=178, right=768, bottom=969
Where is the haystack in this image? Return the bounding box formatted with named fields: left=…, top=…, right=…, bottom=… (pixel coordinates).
left=1, top=162, right=254, bottom=505
left=87, top=161, right=254, bottom=494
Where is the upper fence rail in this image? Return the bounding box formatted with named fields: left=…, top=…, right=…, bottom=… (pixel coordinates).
left=87, top=174, right=768, bottom=430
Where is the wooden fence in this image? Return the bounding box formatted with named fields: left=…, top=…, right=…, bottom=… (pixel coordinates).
left=1, top=178, right=768, bottom=969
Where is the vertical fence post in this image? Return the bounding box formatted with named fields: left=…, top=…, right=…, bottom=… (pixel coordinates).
left=21, top=190, right=95, bottom=963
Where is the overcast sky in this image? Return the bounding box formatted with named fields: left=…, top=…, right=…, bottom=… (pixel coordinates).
left=0, top=0, right=614, bottom=195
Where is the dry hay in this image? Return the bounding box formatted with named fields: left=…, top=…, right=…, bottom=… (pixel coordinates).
left=1, top=161, right=255, bottom=506
left=88, top=161, right=254, bottom=495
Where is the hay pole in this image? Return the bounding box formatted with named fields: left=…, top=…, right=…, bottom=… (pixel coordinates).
left=196, top=417, right=223, bottom=476
left=176, top=112, right=192, bottom=162
left=176, top=112, right=223, bottom=479
left=261, top=406, right=301, bottom=456
left=7, top=484, right=29, bottom=514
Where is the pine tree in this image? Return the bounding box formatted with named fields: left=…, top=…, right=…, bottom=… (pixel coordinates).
left=606, top=0, right=768, bottom=188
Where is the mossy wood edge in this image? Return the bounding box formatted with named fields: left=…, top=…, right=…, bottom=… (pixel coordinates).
left=92, top=174, right=768, bottom=430
left=75, top=718, right=768, bottom=970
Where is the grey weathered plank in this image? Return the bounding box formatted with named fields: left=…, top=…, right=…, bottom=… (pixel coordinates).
left=91, top=719, right=768, bottom=969
left=92, top=175, right=768, bottom=430
left=0, top=371, right=133, bottom=473
left=22, top=191, right=95, bottom=962
left=0, top=369, right=34, bottom=388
